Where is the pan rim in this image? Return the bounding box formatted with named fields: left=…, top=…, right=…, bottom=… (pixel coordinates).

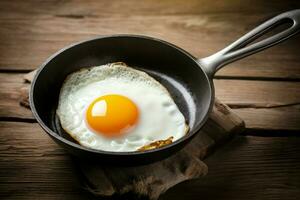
left=29, top=34, right=214, bottom=156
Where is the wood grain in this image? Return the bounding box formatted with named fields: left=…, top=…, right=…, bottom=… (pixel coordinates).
left=0, top=73, right=33, bottom=120
left=0, top=1, right=300, bottom=79
left=214, top=79, right=300, bottom=107
left=234, top=105, right=300, bottom=131
left=0, top=122, right=91, bottom=199
left=78, top=99, right=244, bottom=200
left=1, top=72, right=299, bottom=130
left=1, top=0, right=299, bottom=17
left=5, top=69, right=245, bottom=199
left=1, top=122, right=299, bottom=200
left=0, top=97, right=245, bottom=200
left=0, top=1, right=299, bottom=199
left=161, top=136, right=300, bottom=200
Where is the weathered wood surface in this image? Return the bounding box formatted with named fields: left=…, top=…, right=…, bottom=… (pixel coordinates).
left=0, top=95, right=245, bottom=200
left=0, top=73, right=33, bottom=120
left=1, top=122, right=299, bottom=199
left=0, top=122, right=93, bottom=200
left=1, top=0, right=300, bottom=199
left=0, top=1, right=300, bottom=80
left=1, top=72, right=299, bottom=130
left=78, top=99, right=243, bottom=200
left=16, top=71, right=245, bottom=199
left=1, top=0, right=299, bottom=16
left=161, top=136, right=300, bottom=200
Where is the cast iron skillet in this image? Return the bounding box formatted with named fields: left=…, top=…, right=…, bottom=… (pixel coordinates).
left=30, top=10, right=300, bottom=164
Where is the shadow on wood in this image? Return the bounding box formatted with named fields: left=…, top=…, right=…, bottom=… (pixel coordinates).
left=21, top=70, right=244, bottom=200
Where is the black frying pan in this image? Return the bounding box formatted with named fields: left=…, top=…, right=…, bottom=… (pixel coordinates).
left=30, top=10, right=300, bottom=164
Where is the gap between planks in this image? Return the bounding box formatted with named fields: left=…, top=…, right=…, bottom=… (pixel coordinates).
left=1, top=121, right=300, bottom=200
left=1, top=11, right=300, bottom=79
left=0, top=72, right=299, bottom=132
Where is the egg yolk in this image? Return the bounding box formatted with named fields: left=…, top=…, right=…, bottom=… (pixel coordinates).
left=86, top=94, right=139, bottom=137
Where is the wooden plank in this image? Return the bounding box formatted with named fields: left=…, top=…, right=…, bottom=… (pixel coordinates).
left=1, top=122, right=299, bottom=199
left=75, top=99, right=244, bottom=199
left=0, top=122, right=91, bottom=199
left=0, top=1, right=300, bottom=79
left=214, top=80, right=300, bottom=107
left=161, top=135, right=300, bottom=200
left=233, top=106, right=300, bottom=131
left=1, top=73, right=299, bottom=130
left=215, top=80, right=300, bottom=131
left=0, top=73, right=33, bottom=119
left=0, top=0, right=299, bottom=17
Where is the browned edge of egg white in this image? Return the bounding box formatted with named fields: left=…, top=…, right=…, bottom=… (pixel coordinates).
left=137, top=125, right=189, bottom=151
left=137, top=136, right=174, bottom=151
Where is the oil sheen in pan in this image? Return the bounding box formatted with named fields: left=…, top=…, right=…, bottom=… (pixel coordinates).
left=138, top=67, right=196, bottom=129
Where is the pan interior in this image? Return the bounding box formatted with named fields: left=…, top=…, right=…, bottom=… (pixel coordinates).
left=32, top=36, right=212, bottom=150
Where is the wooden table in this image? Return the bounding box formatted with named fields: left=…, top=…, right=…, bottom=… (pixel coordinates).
left=0, top=1, right=299, bottom=199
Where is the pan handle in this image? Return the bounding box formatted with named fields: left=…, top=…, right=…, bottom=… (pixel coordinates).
left=198, top=9, right=300, bottom=78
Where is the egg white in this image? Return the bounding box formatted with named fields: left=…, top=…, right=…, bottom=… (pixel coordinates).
left=56, top=62, right=188, bottom=152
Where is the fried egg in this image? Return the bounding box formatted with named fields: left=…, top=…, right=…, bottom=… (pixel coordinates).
left=56, top=62, right=188, bottom=152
